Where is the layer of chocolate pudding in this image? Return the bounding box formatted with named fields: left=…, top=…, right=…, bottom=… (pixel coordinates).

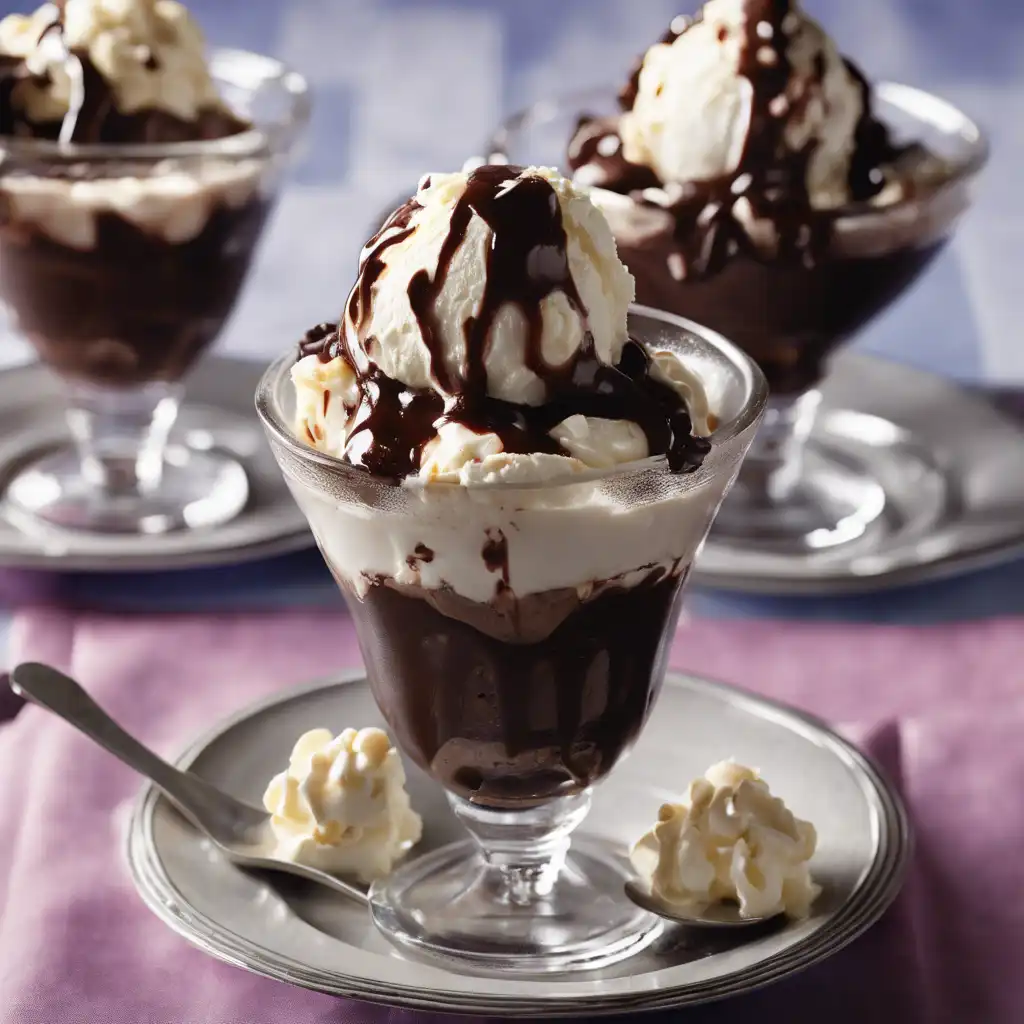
left=0, top=191, right=270, bottom=385
left=613, top=230, right=946, bottom=395
left=343, top=568, right=688, bottom=810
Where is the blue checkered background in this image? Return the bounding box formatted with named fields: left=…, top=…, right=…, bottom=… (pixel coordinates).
left=1, top=0, right=1022, bottom=634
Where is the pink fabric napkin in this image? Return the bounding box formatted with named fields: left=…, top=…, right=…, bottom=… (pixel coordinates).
left=2, top=609, right=1022, bottom=1024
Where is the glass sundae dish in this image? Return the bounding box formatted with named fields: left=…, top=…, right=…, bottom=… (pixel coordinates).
left=492, top=0, right=987, bottom=553
left=0, top=0, right=309, bottom=534
left=258, top=164, right=767, bottom=971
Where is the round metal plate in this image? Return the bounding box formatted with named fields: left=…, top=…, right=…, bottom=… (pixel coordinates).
left=127, top=671, right=911, bottom=1017
left=0, top=357, right=313, bottom=571
left=697, top=352, right=1024, bottom=594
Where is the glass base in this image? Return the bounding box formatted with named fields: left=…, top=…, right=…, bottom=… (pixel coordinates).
left=713, top=437, right=888, bottom=553
left=368, top=837, right=660, bottom=974
left=4, top=442, right=249, bottom=535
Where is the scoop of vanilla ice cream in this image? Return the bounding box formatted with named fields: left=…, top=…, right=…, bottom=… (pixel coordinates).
left=292, top=164, right=715, bottom=483
left=630, top=759, right=821, bottom=919
left=347, top=166, right=635, bottom=407
left=620, top=0, right=864, bottom=208
left=262, top=726, right=422, bottom=883
left=0, top=0, right=228, bottom=124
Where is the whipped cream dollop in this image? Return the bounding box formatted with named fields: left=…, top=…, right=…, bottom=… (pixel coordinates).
left=619, top=0, right=863, bottom=209
left=0, top=0, right=231, bottom=126
left=262, top=726, right=422, bottom=882
left=292, top=164, right=713, bottom=484
left=631, top=760, right=821, bottom=920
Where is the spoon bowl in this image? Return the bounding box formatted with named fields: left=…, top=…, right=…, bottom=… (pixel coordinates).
left=9, top=662, right=369, bottom=906
left=624, top=877, right=784, bottom=929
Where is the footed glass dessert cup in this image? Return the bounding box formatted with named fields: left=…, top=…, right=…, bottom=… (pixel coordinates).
left=258, top=307, right=767, bottom=973
left=491, top=84, right=987, bottom=554
left=0, top=50, right=309, bottom=535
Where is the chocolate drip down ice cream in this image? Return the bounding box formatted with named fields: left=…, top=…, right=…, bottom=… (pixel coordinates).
left=0, top=0, right=271, bottom=386
left=285, top=165, right=731, bottom=809
left=568, top=0, right=955, bottom=393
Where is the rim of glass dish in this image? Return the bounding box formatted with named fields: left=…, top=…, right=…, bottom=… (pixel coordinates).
left=0, top=48, right=310, bottom=162
left=255, top=303, right=770, bottom=493
left=488, top=80, right=990, bottom=217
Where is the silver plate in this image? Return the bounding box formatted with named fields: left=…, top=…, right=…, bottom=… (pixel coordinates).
left=127, top=672, right=910, bottom=1016
left=697, top=352, right=1024, bottom=594
left=0, top=357, right=312, bottom=571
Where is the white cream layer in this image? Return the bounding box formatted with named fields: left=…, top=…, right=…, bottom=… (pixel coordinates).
left=0, top=159, right=263, bottom=249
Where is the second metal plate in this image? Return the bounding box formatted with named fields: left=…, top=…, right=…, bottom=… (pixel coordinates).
left=697, top=352, right=1024, bottom=594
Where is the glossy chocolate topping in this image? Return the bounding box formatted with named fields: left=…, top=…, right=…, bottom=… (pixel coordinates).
left=0, top=10, right=248, bottom=143
left=568, top=0, right=906, bottom=276
left=299, top=165, right=711, bottom=479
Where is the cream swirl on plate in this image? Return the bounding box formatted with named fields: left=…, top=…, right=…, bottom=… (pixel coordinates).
left=631, top=760, right=821, bottom=920
left=263, top=726, right=422, bottom=882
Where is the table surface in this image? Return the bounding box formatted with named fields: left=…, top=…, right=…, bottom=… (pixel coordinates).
left=1, top=0, right=1023, bottom=648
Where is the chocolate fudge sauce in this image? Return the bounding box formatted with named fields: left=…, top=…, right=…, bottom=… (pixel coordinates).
left=566, top=0, right=943, bottom=393
left=0, top=9, right=264, bottom=386
left=345, top=567, right=688, bottom=809
left=300, top=165, right=710, bottom=478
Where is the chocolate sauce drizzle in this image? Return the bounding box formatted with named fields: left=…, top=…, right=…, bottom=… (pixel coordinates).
left=298, top=165, right=710, bottom=480
left=568, top=0, right=907, bottom=276
left=0, top=8, right=248, bottom=144
left=405, top=542, right=435, bottom=571
left=482, top=528, right=510, bottom=592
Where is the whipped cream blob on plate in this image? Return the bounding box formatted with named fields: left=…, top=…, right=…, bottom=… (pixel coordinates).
left=291, top=164, right=714, bottom=486
left=263, top=726, right=422, bottom=883
left=631, top=760, right=821, bottom=920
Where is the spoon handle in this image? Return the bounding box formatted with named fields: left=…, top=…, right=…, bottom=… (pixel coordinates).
left=9, top=662, right=266, bottom=834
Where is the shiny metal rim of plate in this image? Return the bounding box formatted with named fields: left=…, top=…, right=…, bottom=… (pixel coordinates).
left=126, top=671, right=912, bottom=1016
left=695, top=352, right=1024, bottom=595
left=0, top=357, right=311, bottom=571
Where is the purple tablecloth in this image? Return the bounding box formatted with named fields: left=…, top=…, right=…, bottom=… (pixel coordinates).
left=1, top=608, right=1022, bottom=1023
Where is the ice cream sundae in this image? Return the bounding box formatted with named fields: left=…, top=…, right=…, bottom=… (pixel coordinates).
left=256, top=162, right=766, bottom=969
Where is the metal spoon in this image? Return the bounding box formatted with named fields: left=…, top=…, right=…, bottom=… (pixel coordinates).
left=9, top=662, right=368, bottom=907
left=624, top=877, right=783, bottom=929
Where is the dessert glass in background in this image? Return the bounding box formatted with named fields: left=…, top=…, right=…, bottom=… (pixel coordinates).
left=491, top=0, right=987, bottom=554
left=258, top=165, right=768, bottom=971
left=0, top=1, right=309, bottom=534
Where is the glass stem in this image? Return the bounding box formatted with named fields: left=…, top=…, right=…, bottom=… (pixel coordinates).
left=737, top=389, right=821, bottom=505
left=63, top=380, right=182, bottom=498
left=447, top=791, right=592, bottom=906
